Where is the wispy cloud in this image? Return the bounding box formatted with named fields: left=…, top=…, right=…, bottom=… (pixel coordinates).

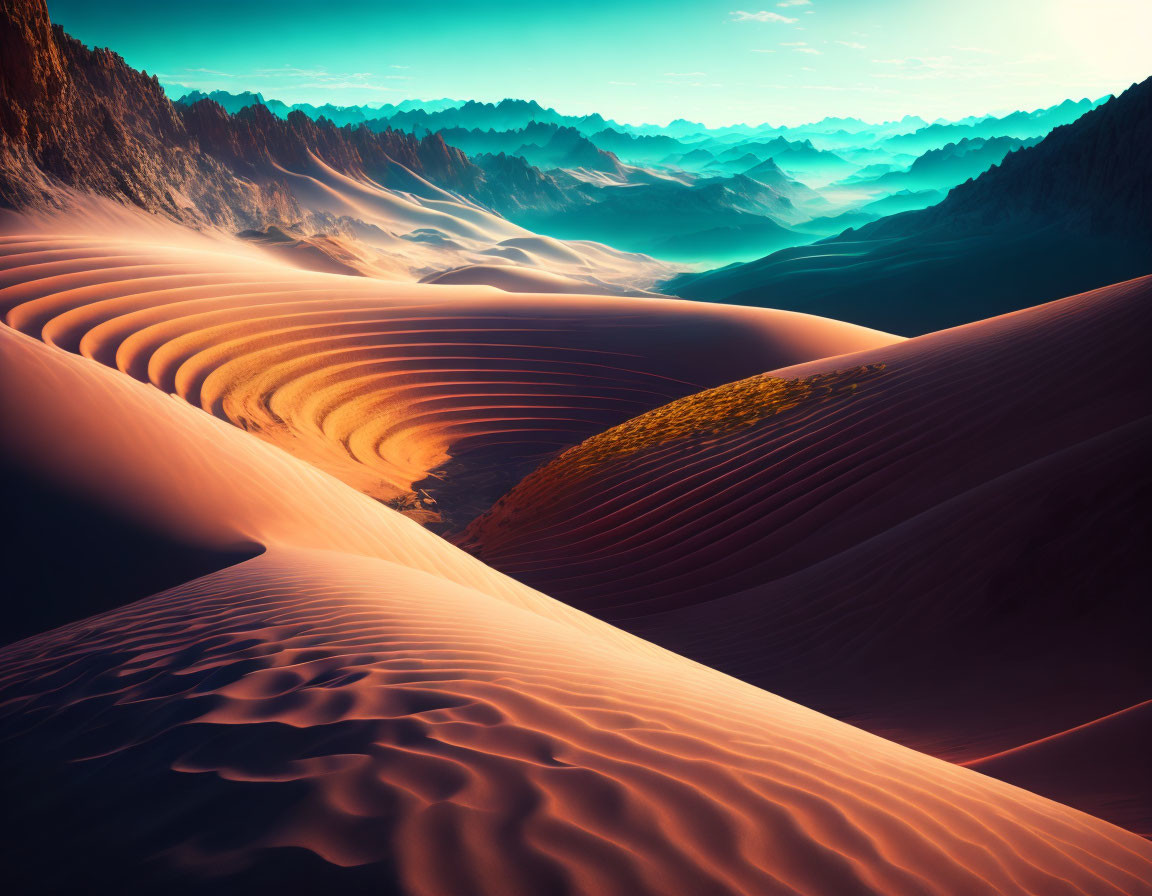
left=729, top=10, right=798, bottom=24
left=777, top=0, right=811, bottom=6
left=794, top=47, right=823, bottom=54
left=866, top=54, right=1040, bottom=82
left=184, top=67, right=234, bottom=77
left=251, top=65, right=398, bottom=91
left=780, top=40, right=807, bottom=46
left=799, top=84, right=897, bottom=94
left=295, top=81, right=396, bottom=90
left=660, top=78, right=725, bottom=88
left=751, top=49, right=776, bottom=53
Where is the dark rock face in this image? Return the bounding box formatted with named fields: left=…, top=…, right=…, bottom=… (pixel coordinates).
left=855, top=76, right=1152, bottom=241
left=472, top=152, right=568, bottom=213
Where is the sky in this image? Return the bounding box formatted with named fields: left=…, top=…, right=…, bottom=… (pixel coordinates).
left=46, top=0, right=1152, bottom=127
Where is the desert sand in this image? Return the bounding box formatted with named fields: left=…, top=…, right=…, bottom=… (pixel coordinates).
left=0, top=212, right=897, bottom=526
left=3, top=319, right=1152, bottom=894
left=3, top=0, right=1150, bottom=888
left=461, top=276, right=1152, bottom=811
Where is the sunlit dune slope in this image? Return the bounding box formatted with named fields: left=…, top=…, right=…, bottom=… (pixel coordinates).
left=419, top=262, right=657, bottom=296
left=3, top=327, right=1152, bottom=894
left=461, top=277, right=1152, bottom=767
left=0, top=221, right=897, bottom=526
left=0, top=321, right=555, bottom=623
left=259, top=151, right=672, bottom=288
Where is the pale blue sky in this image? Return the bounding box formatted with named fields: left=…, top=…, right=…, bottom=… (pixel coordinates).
left=47, top=0, right=1152, bottom=126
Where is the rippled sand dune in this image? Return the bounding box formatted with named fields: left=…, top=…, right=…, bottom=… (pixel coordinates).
left=462, top=277, right=1152, bottom=773
left=3, top=322, right=1151, bottom=894
left=0, top=218, right=897, bottom=525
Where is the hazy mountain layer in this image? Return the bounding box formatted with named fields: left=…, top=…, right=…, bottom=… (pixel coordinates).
left=668, top=78, right=1152, bottom=334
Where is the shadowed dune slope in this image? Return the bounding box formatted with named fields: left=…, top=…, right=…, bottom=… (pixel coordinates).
left=460, top=277, right=1152, bottom=770
left=0, top=223, right=897, bottom=526
left=967, top=701, right=1152, bottom=840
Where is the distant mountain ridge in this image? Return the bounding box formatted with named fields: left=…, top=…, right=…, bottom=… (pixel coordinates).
left=176, top=89, right=464, bottom=124
left=667, top=77, right=1152, bottom=334
left=879, top=97, right=1107, bottom=155
left=159, top=87, right=1113, bottom=270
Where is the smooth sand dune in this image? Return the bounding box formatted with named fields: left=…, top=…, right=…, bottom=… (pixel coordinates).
left=0, top=322, right=551, bottom=617
left=419, top=263, right=654, bottom=296
left=3, top=324, right=1152, bottom=894
left=261, top=152, right=676, bottom=290
left=0, top=220, right=898, bottom=526
left=461, top=277, right=1152, bottom=772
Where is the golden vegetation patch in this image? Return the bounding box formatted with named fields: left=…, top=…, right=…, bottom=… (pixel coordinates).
left=463, top=363, right=887, bottom=539
left=544, top=363, right=886, bottom=479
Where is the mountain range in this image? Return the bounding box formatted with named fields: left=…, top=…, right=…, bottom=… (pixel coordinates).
left=170, top=86, right=1112, bottom=267
left=669, top=77, right=1152, bottom=334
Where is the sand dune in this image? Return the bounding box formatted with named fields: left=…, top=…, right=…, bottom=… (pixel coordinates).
left=419, top=262, right=657, bottom=296
left=252, top=151, right=675, bottom=290
left=461, top=277, right=1152, bottom=771
left=0, top=217, right=897, bottom=525
left=3, top=322, right=1151, bottom=894
left=0, top=320, right=547, bottom=615
left=967, top=701, right=1152, bottom=839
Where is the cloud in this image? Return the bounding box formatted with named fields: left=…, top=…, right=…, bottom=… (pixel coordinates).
left=183, top=67, right=233, bottom=77
left=794, top=47, right=823, bottom=54
left=664, top=71, right=708, bottom=77
left=835, top=40, right=866, bottom=49
left=798, top=84, right=896, bottom=94
left=751, top=49, right=776, bottom=53
left=780, top=40, right=807, bottom=46
left=729, top=10, right=798, bottom=23
left=295, top=82, right=395, bottom=90
left=389, top=64, right=410, bottom=69
left=776, top=0, right=811, bottom=5
left=660, top=79, right=725, bottom=88
left=867, top=54, right=1009, bottom=82
left=248, top=65, right=401, bottom=92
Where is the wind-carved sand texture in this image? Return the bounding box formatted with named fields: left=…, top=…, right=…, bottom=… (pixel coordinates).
left=2, top=322, right=1152, bottom=894
left=0, top=220, right=897, bottom=527
left=461, top=277, right=1152, bottom=833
